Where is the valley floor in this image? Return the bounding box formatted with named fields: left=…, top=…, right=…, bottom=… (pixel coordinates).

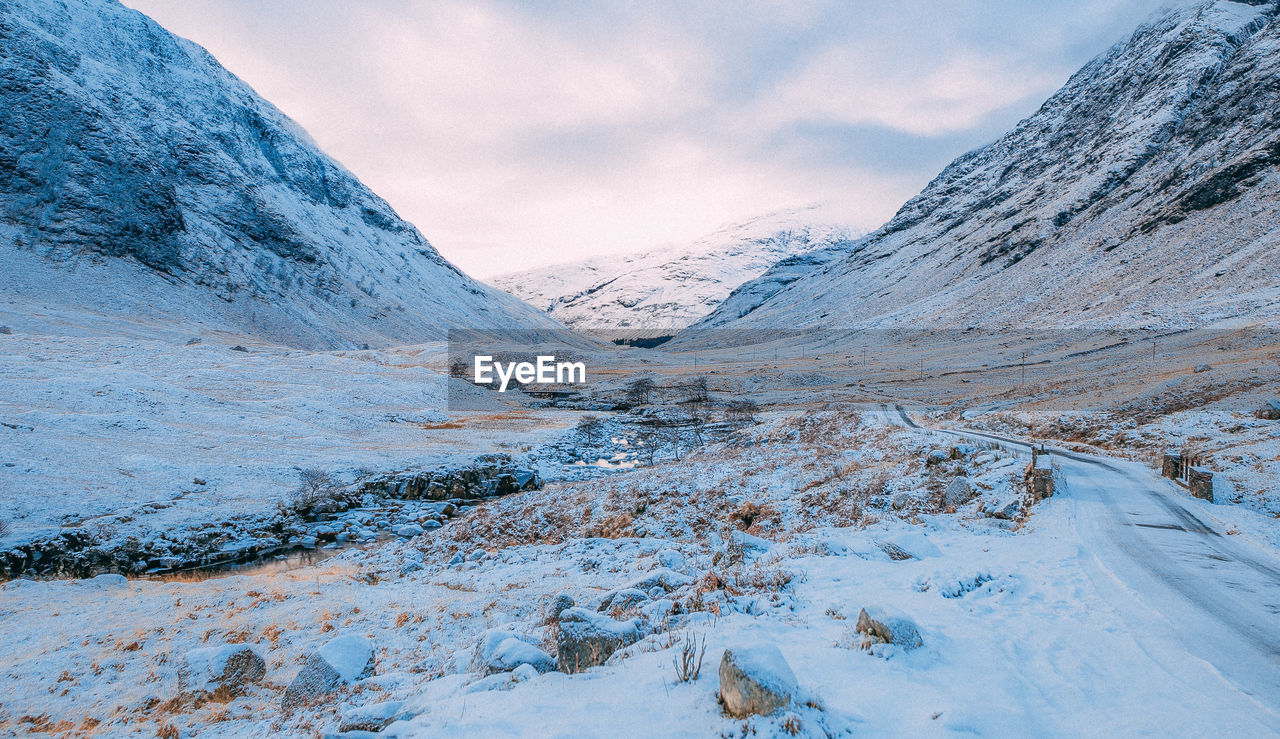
left=3, top=407, right=1279, bottom=737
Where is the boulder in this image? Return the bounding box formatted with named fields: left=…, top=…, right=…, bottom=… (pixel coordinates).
left=555, top=607, right=642, bottom=674
left=282, top=634, right=375, bottom=708
left=178, top=644, right=266, bottom=699
left=473, top=629, right=555, bottom=675
left=1255, top=399, right=1280, bottom=420
left=545, top=593, right=575, bottom=623
left=597, top=587, right=648, bottom=613
left=338, top=700, right=403, bottom=733
left=925, top=449, right=949, bottom=466
left=394, top=524, right=424, bottom=538
left=718, top=646, right=798, bottom=718
left=944, top=477, right=973, bottom=506
left=855, top=606, right=923, bottom=650
left=987, top=496, right=1021, bottom=520
left=658, top=549, right=685, bottom=571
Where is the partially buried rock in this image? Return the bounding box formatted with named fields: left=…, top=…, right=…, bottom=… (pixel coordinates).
left=473, top=629, right=555, bottom=675
left=718, top=645, right=798, bottom=718
left=178, top=644, right=266, bottom=701
left=555, top=607, right=641, bottom=674
left=545, top=593, right=575, bottom=623
left=855, top=606, right=923, bottom=650
left=282, top=634, right=375, bottom=708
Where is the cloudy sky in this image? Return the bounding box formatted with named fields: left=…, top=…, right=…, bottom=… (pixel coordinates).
left=123, top=0, right=1179, bottom=278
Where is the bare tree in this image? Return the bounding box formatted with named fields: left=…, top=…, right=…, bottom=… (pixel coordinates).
left=724, top=399, right=759, bottom=427
left=637, top=424, right=664, bottom=465
left=624, top=376, right=656, bottom=407
left=287, top=468, right=343, bottom=512
left=576, top=414, right=604, bottom=448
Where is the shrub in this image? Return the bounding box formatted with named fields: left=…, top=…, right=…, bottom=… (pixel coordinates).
left=672, top=632, right=706, bottom=682
left=286, top=468, right=343, bottom=512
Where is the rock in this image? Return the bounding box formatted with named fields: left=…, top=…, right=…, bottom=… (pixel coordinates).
left=545, top=593, right=575, bottom=623
left=468, top=549, right=487, bottom=562
left=620, top=568, right=694, bottom=593
left=944, top=477, right=973, bottom=506
left=394, top=524, right=424, bottom=538
left=184, top=337, right=201, bottom=345
left=658, top=549, right=685, bottom=571
left=178, top=644, right=267, bottom=699
left=421, top=520, right=442, bottom=531
left=925, top=449, right=949, bottom=466
left=1255, top=399, right=1280, bottom=420
left=731, top=531, right=773, bottom=554
left=448, top=552, right=465, bottom=566
left=465, top=663, right=540, bottom=693
left=339, top=700, right=403, bottom=733
left=473, top=630, right=555, bottom=675
left=988, top=496, right=1021, bottom=520
left=399, top=561, right=424, bottom=576
left=855, top=606, right=923, bottom=650
left=0, top=326, right=11, bottom=334
left=1193, top=363, right=1211, bottom=373
left=283, top=634, right=375, bottom=708
left=555, top=607, right=642, bottom=674
left=877, top=531, right=940, bottom=560
left=890, top=492, right=911, bottom=510
left=718, top=645, right=798, bottom=718
left=597, top=587, right=648, bottom=613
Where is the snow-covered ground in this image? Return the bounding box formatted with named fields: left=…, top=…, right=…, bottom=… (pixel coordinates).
left=0, top=320, right=580, bottom=555
left=4, top=407, right=1279, bottom=736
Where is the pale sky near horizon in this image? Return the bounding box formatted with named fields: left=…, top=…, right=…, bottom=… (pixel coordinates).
left=123, top=0, right=1184, bottom=279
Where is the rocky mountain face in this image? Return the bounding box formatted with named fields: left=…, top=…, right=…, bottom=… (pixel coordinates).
left=0, top=0, right=553, bottom=348
left=489, top=206, right=859, bottom=332
left=696, top=0, right=1280, bottom=332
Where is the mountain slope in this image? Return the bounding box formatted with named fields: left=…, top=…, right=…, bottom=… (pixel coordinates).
left=696, top=0, right=1280, bottom=332
left=0, top=0, right=553, bottom=348
left=489, top=207, right=859, bottom=331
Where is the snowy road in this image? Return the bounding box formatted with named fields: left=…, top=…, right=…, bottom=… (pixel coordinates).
left=886, top=405, right=1280, bottom=725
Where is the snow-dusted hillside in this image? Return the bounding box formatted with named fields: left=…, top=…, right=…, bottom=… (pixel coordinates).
left=0, top=0, right=554, bottom=349
left=490, top=207, right=859, bottom=331
left=696, top=0, right=1280, bottom=332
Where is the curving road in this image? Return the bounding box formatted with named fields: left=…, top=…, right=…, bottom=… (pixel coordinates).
left=883, top=404, right=1280, bottom=722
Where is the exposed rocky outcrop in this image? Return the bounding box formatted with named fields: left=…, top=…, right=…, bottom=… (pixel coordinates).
left=1, top=455, right=539, bottom=580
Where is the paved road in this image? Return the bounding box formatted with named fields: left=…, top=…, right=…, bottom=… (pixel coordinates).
left=884, top=404, right=1280, bottom=720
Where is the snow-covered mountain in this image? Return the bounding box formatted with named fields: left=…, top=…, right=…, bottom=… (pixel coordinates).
left=488, top=206, right=860, bottom=332
left=696, top=0, right=1280, bottom=333
left=0, top=0, right=554, bottom=349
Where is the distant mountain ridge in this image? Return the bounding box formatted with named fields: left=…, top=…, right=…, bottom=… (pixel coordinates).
left=694, top=0, right=1280, bottom=333
left=0, top=0, right=554, bottom=348
left=489, top=206, right=860, bottom=331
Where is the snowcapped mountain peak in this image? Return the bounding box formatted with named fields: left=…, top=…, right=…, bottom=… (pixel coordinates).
left=488, top=205, right=862, bottom=332
left=0, top=0, right=554, bottom=348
